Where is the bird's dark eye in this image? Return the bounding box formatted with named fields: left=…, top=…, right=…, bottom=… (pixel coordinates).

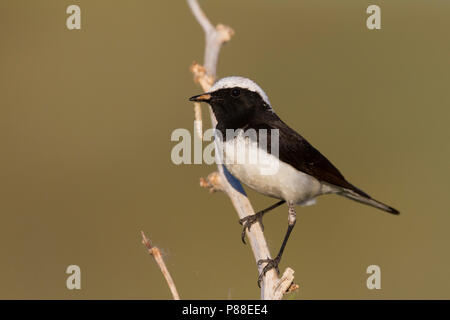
left=231, top=88, right=241, bottom=97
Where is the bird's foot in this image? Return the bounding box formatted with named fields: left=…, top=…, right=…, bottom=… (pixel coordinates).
left=239, top=212, right=264, bottom=244
left=257, top=256, right=281, bottom=288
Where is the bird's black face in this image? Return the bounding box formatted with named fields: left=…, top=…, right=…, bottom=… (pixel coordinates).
left=189, top=87, right=269, bottom=133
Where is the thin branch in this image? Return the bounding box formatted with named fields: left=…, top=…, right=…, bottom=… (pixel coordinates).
left=194, top=103, right=203, bottom=139
left=187, top=0, right=214, bottom=36
left=187, top=0, right=296, bottom=300
left=141, top=231, right=180, bottom=300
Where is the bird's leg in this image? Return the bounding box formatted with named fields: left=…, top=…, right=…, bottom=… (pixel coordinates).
left=239, top=200, right=285, bottom=244
left=257, top=201, right=296, bottom=287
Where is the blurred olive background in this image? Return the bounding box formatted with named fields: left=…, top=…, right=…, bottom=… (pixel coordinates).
left=1, top=0, right=449, bottom=299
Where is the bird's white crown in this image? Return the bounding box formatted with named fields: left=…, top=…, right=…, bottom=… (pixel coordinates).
left=210, top=76, right=272, bottom=107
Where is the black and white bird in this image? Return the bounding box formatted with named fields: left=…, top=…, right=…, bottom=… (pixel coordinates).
left=189, top=76, right=399, bottom=285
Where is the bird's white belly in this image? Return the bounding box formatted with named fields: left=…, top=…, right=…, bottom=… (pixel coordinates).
left=218, top=133, right=328, bottom=205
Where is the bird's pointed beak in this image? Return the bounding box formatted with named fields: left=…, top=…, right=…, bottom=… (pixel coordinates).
left=189, top=93, right=212, bottom=103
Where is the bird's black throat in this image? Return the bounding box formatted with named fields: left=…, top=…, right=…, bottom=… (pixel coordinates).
left=208, top=87, right=273, bottom=136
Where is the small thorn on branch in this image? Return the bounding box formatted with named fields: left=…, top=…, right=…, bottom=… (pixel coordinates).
left=200, top=171, right=223, bottom=193
left=285, top=282, right=300, bottom=295
left=190, top=62, right=214, bottom=90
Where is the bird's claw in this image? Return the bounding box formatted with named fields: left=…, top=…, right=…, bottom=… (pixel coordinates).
left=257, top=256, right=281, bottom=288
left=239, top=212, right=264, bottom=244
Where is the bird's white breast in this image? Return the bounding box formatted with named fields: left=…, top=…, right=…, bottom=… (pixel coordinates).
left=217, top=132, right=331, bottom=205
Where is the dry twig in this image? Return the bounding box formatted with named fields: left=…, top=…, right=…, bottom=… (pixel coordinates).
left=141, top=231, right=180, bottom=300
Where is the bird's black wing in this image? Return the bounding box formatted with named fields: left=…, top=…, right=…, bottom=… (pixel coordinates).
left=250, top=116, right=369, bottom=198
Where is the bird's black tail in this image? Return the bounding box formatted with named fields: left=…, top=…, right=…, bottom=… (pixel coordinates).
left=340, top=186, right=399, bottom=215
